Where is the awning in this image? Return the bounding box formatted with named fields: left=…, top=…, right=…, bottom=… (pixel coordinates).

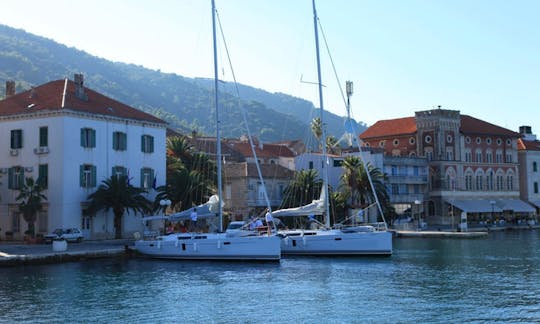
left=496, top=199, right=535, bottom=213
left=528, top=200, right=540, bottom=209
left=447, top=200, right=503, bottom=213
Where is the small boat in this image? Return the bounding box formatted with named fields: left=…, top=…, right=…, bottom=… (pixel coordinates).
left=133, top=0, right=280, bottom=261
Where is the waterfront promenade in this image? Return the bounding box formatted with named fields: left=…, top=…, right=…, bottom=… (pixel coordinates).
left=0, top=239, right=133, bottom=266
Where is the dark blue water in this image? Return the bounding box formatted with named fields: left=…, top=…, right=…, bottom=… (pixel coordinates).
left=1, top=230, right=539, bottom=323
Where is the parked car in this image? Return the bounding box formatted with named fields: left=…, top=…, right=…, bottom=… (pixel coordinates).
left=44, top=228, right=84, bottom=243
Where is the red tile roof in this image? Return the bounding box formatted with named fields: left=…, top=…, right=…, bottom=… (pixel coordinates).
left=460, top=115, right=519, bottom=137
left=518, top=138, right=540, bottom=151
left=360, top=114, right=519, bottom=139
left=360, top=117, right=416, bottom=139
left=228, top=141, right=296, bottom=158
left=0, top=79, right=166, bottom=124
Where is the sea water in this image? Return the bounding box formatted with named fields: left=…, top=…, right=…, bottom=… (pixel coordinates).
left=1, top=230, right=539, bottom=323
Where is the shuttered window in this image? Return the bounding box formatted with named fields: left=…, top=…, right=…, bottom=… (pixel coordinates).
left=8, top=166, right=24, bottom=189
left=141, top=135, right=154, bottom=153
left=80, top=128, right=96, bottom=148
left=80, top=164, right=97, bottom=188
left=113, top=131, right=127, bottom=151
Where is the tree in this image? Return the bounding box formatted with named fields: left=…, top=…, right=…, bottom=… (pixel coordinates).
left=311, top=117, right=323, bottom=144
left=339, top=155, right=391, bottom=221
left=16, top=177, right=47, bottom=237
left=280, top=169, right=323, bottom=209
left=155, top=136, right=216, bottom=213
left=87, top=175, right=152, bottom=239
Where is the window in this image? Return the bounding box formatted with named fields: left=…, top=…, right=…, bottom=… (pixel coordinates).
left=379, top=140, right=385, bottom=148
left=535, top=182, right=539, bottom=194
left=333, top=160, right=343, bottom=167
left=413, top=166, right=419, bottom=176
left=476, top=151, right=483, bottom=163
left=447, top=134, right=453, bottom=143
left=141, top=135, right=154, bottom=153
left=506, top=153, right=512, bottom=163
left=486, top=152, right=493, bottom=163
left=496, top=174, right=503, bottom=191
left=8, top=166, right=24, bottom=189
left=39, top=127, right=48, bottom=147
left=534, top=162, right=538, bottom=172
left=38, top=164, right=48, bottom=189
left=80, top=164, right=97, bottom=188
left=486, top=172, right=494, bottom=190
left=393, top=139, right=399, bottom=146
left=446, top=149, right=453, bottom=161
left=391, top=184, right=399, bottom=195
left=465, top=136, right=471, bottom=144
left=409, top=137, right=415, bottom=145
left=486, top=138, right=492, bottom=145
left=465, top=173, right=473, bottom=190
left=476, top=174, right=483, bottom=190
left=391, top=165, right=398, bottom=176
left=112, top=166, right=127, bottom=178
left=507, top=175, right=514, bottom=191
left=10, top=129, right=23, bottom=149
left=80, top=128, right=96, bottom=148
left=140, top=167, right=155, bottom=190
left=506, top=139, right=512, bottom=146
left=113, top=131, right=127, bottom=151
left=426, top=150, right=433, bottom=161
left=425, top=135, right=432, bottom=143
left=496, top=151, right=503, bottom=163
left=476, top=137, right=482, bottom=144
left=465, top=151, right=472, bottom=162
left=11, top=211, right=20, bottom=233
left=308, top=161, right=314, bottom=169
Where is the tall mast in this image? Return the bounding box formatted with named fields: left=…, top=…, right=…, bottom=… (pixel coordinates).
left=212, top=0, right=223, bottom=232
left=312, top=0, right=330, bottom=228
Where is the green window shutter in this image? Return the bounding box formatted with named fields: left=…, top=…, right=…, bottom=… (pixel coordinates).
left=80, top=129, right=85, bottom=147
left=8, top=167, right=13, bottom=189
left=91, top=165, right=97, bottom=187
left=20, top=131, right=23, bottom=148
left=141, top=136, right=145, bottom=152
left=121, top=133, right=127, bottom=150
left=140, top=168, right=144, bottom=188
left=80, top=165, right=85, bottom=187
left=91, top=129, right=96, bottom=148
left=150, top=168, right=155, bottom=188
left=40, top=127, right=48, bottom=147
left=113, top=132, right=118, bottom=150
left=10, top=130, right=14, bottom=149
left=38, top=164, right=48, bottom=188
left=150, top=136, right=154, bottom=153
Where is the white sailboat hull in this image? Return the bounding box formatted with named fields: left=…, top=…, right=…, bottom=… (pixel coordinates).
left=134, top=233, right=281, bottom=261
left=279, top=229, right=392, bottom=256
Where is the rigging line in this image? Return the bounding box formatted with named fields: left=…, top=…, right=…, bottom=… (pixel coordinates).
left=317, top=19, right=348, bottom=111
left=215, top=10, right=273, bottom=212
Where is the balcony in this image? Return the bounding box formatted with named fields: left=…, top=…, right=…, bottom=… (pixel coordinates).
left=387, top=175, right=428, bottom=184
left=34, top=147, right=50, bottom=155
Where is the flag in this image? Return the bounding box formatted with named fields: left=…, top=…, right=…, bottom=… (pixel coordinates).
left=152, top=173, right=157, bottom=190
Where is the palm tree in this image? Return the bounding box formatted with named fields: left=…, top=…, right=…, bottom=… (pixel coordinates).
left=340, top=155, right=390, bottom=211
left=87, top=175, right=152, bottom=239
left=155, top=136, right=216, bottom=213
left=16, top=177, right=47, bottom=237
left=280, top=169, right=323, bottom=209
left=311, top=117, right=323, bottom=145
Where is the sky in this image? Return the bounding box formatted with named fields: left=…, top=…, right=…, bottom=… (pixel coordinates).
left=1, top=0, right=539, bottom=132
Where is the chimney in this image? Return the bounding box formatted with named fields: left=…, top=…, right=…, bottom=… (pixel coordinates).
left=519, top=125, right=537, bottom=141
left=74, top=73, right=88, bottom=101
left=5, top=80, right=15, bottom=97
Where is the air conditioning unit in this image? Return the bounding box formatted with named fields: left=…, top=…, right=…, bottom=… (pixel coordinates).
left=33, top=147, right=50, bottom=154
left=9, top=149, right=19, bottom=156
left=25, top=167, right=33, bottom=172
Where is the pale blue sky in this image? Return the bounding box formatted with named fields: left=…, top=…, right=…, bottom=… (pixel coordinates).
left=1, top=0, right=539, bottom=133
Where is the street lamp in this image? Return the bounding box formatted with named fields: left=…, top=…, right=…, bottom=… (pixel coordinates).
left=489, top=200, right=495, bottom=225
left=414, top=200, right=422, bottom=231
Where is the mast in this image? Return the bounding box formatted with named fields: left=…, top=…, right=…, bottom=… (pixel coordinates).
left=312, top=0, right=331, bottom=228
left=212, top=0, right=223, bottom=232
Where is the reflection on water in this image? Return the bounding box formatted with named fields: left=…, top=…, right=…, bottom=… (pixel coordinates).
left=1, top=230, right=539, bottom=323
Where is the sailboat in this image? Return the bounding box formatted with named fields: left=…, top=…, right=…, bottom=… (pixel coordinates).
left=272, top=0, right=392, bottom=256
left=133, top=0, right=281, bottom=261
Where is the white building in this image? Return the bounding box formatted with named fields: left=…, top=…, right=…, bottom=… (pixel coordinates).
left=0, top=75, right=167, bottom=240
left=518, top=126, right=540, bottom=216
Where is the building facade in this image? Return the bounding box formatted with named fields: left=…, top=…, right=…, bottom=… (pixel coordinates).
left=361, top=108, right=535, bottom=227
left=518, top=126, right=540, bottom=220
left=0, top=76, right=167, bottom=240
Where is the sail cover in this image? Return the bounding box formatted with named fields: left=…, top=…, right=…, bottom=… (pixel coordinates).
left=272, top=190, right=325, bottom=217
left=141, top=195, right=221, bottom=223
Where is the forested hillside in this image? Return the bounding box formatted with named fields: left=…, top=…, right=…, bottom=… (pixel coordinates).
left=0, top=24, right=365, bottom=143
